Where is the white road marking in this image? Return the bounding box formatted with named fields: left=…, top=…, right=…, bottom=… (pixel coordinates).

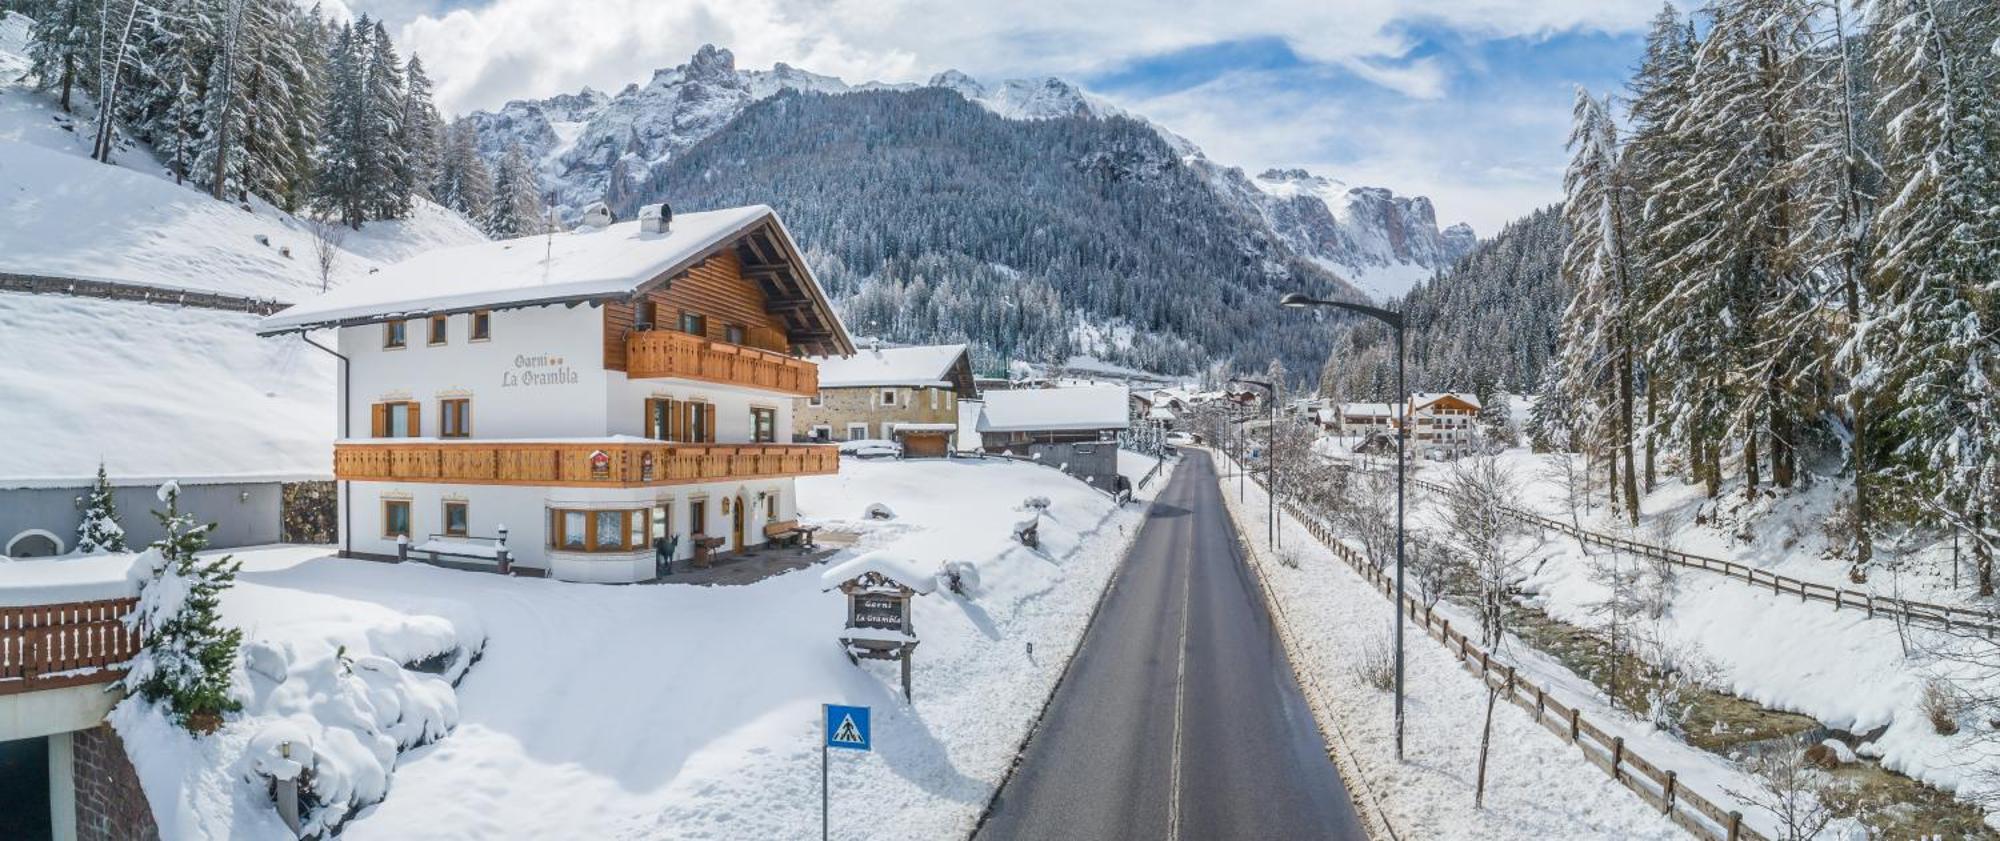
left=1167, top=510, right=1194, bottom=841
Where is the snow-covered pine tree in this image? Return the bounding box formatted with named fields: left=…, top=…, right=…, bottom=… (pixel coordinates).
left=1556, top=87, right=1640, bottom=522
left=1866, top=0, right=2000, bottom=593
left=26, top=0, right=97, bottom=113
left=232, top=0, right=315, bottom=208
left=362, top=19, right=410, bottom=220
left=192, top=4, right=249, bottom=200
left=435, top=118, right=495, bottom=225
left=122, top=482, right=244, bottom=733
left=74, top=462, right=126, bottom=553
left=314, top=18, right=367, bottom=226
left=88, top=0, right=153, bottom=163
left=487, top=141, right=543, bottom=237
left=1624, top=3, right=1697, bottom=494
left=130, top=0, right=211, bottom=185
left=401, top=54, right=443, bottom=202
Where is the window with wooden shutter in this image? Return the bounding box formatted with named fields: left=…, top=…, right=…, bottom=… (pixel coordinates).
left=440, top=399, right=471, bottom=438
left=372, top=404, right=390, bottom=437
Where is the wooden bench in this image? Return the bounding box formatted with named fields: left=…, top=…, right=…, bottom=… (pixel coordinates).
left=403, top=534, right=514, bottom=574
left=762, top=519, right=819, bottom=548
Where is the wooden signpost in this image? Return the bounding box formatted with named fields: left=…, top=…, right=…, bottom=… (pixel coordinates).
left=823, top=551, right=931, bottom=701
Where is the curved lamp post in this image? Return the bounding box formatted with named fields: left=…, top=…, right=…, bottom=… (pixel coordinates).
left=1232, top=377, right=1278, bottom=551
left=1279, top=291, right=1409, bottom=760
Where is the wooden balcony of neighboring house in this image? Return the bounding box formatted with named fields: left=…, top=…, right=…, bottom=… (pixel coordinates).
left=333, top=439, right=840, bottom=487
left=1, top=598, right=140, bottom=696
left=625, top=327, right=817, bottom=397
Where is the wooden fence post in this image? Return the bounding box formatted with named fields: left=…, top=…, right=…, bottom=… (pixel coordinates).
left=1535, top=686, right=1545, bottom=718
left=1727, top=811, right=1742, bottom=841
left=1662, top=770, right=1677, bottom=815
left=1867, top=594, right=1874, bottom=618
left=1569, top=708, right=1580, bottom=743
left=1610, top=736, right=1624, bottom=781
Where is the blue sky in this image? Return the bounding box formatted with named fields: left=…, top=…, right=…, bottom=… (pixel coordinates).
left=353, top=0, right=1663, bottom=234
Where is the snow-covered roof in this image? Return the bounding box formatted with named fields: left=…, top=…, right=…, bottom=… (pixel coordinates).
left=1411, top=392, right=1481, bottom=411
left=809, top=344, right=971, bottom=391
left=1341, top=402, right=1396, bottom=417
left=819, top=550, right=938, bottom=593
left=977, top=386, right=1131, bottom=433
left=261, top=206, right=852, bottom=354
left=1146, top=407, right=1176, bottom=421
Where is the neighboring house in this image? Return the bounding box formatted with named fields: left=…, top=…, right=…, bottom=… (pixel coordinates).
left=1338, top=402, right=1401, bottom=438
left=975, top=385, right=1130, bottom=491
left=1409, top=392, right=1482, bottom=458
left=260, top=203, right=854, bottom=583
left=0, top=292, right=334, bottom=558
left=795, top=343, right=978, bottom=457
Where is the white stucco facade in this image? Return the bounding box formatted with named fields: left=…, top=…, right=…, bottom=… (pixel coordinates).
left=328, top=304, right=815, bottom=583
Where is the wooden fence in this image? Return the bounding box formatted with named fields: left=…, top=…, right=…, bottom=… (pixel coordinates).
left=1258, top=473, right=1762, bottom=841
left=0, top=598, right=141, bottom=695
left=1, top=270, right=293, bottom=314
left=1399, top=475, right=2000, bottom=637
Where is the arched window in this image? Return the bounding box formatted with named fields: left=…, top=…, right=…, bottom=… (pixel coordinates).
left=5, top=529, right=66, bottom=558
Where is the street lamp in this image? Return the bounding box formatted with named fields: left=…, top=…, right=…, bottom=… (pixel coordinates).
left=1280, top=291, right=1409, bottom=760
left=1233, top=377, right=1278, bottom=551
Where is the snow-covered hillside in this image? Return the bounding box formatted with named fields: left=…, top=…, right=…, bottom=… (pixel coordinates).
left=1248, top=168, right=1477, bottom=299
left=0, top=12, right=484, bottom=299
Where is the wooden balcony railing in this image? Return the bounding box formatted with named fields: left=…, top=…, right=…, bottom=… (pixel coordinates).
left=626, top=329, right=818, bottom=396
left=1, top=598, right=140, bottom=696
left=334, top=441, right=840, bottom=487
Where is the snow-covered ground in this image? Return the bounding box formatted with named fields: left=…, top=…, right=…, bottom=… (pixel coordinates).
left=0, top=294, right=334, bottom=485
left=72, top=456, right=1170, bottom=839
left=1214, top=448, right=1764, bottom=840
left=1312, top=438, right=2000, bottom=828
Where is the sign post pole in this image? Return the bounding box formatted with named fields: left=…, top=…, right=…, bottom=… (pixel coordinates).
left=821, top=703, right=829, bottom=841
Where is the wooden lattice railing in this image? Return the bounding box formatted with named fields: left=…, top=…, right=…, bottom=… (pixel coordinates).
left=335, top=441, right=840, bottom=487
left=625, top=329, right=817, bottom=396
left=0, top=598, right=140, bottom=696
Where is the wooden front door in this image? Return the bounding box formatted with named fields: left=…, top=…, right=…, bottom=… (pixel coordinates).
left=732, top=496, right=746, bottom=549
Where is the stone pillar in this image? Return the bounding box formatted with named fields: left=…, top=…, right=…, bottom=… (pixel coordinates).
left=70, top=724, right=158, bottom=841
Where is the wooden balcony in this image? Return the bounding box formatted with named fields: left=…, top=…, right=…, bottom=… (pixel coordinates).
left=334, top=440, right=840, bottom=487
left=1, top=598, right=139, bottom=696
left=625, top=328, right=818, bottom=397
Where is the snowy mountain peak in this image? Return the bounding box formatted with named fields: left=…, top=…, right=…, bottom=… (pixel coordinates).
left=1241, top=167, right=1475, bottom=300
left=927, top=69, right=985, bottom=99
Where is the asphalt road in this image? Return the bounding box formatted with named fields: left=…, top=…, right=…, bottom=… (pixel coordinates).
left=974, top=451, right=1367, bottom=841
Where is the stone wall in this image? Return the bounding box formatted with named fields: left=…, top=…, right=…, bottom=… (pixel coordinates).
left=71, top=724, right=157, bottom=841
left=794, top=386, right=960, bottom=441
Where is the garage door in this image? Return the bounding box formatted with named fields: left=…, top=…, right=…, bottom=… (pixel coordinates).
left=903, top=432, right=949, bottom=458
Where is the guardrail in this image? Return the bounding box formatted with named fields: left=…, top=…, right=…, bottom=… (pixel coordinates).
left=1272, top=491, right=1762, bottom=841
left=1, top=270, right=292, bottom=314
left=1395, top=474, right=2000, bottom=637
left=0, top=598, right=141, bottom=696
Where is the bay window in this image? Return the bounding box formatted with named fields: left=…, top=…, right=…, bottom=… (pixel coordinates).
left=549, top=507, right=651, bottom=553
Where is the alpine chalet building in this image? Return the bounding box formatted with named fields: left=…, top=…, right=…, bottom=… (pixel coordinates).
left=261, top=204, right=853, bottom=583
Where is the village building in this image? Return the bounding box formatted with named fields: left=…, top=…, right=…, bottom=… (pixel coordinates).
left=794, top=344, right=978, bottom=457
left=260, top=203, right=854, bottom=584
left=1408, top=392, right=1482, bottom=458
left=974, top=386, right=1130, bottom=491
left=1337, top=402, right=1402, bottom=438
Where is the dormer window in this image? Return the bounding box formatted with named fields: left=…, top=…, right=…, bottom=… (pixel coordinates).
left=384, top=321, right=407, bottom=349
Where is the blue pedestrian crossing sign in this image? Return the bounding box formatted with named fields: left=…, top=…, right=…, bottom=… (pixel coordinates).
left=824, top=704, right=871, bottom=751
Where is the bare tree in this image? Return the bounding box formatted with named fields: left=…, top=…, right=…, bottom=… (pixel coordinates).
left=1541, top=452, right=1592, bottom=554
left=1725, top=735, right=1836, bottom=841
left=307, top=212, right=347, bottom=292
left=1586, top=530, right=1647, bottom=703
left=1341, top=469, right=1398, bottom=571
left=1438, top=456, right=1540, bottom=648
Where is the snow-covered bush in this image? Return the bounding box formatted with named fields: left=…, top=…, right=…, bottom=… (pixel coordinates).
left=940, top=559, right=982, bottom=597
left=122, top=482, right=244, bottom=732
left=74, top=462, right=126, bottom=553
left=864, top=502, right=897, bottom=521
left=1922, top=677, right=1961, bottom=735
